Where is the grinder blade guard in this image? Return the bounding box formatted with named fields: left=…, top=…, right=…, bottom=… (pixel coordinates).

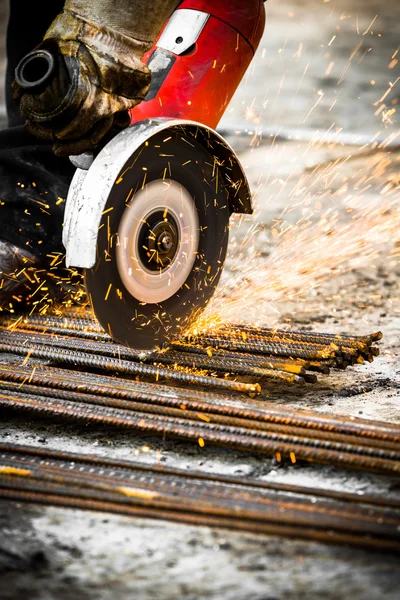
left=63, top=0, right=266, bottom=349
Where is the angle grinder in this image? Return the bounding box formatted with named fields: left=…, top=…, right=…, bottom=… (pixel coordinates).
left=16, top=0, right=266, bottom=349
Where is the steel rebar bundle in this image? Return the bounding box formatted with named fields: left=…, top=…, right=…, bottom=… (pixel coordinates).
left=0, top=313, right=382, bottom=391
left=0, top=313, right=396, bottom=474
left=1, top=444, right=399, bottom=552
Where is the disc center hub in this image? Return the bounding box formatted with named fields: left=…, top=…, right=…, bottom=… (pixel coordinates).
left=139, top=213, right=179, bottom=270
left=116, top=179, right=200, bottom=304
left=152, top=220, right=177, bottom=255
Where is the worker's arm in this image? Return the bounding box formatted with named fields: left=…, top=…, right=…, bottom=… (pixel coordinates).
left=13, top=1, right=181, bottom=157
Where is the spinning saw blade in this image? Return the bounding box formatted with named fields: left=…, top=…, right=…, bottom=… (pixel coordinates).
left=85, top=131, right=230, bottom=350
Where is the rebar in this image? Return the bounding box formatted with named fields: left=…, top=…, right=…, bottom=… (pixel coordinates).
left=0, top=339, right=261, bottom=396
left=1, top=389, right=399, bottom=474
left=1, top=363, right=398, bottom=444
left=182, top=335, right=336, bottom=359
left=2, top=441, right=398, bottom=508
left=171, top=343, right=313, bottom=372
left=1, top=378, right=398, bottom=453
left=0, top=444, right=399, bottom=551
left=186, top=332, right=368, bottom=360
left=4, top=314, right=103, bottom=333
left=221, top=324, right=383, bottom=344
left=3, top=321, right=110, bottom=341
left=0, top=329, right=304, bottom=383
left=0, top=313, right=381, bottom=388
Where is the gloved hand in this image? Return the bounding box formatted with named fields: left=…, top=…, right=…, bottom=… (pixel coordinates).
left=12, top=10, right=152, bottom=157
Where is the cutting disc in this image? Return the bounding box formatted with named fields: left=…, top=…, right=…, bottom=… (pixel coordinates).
left=85, top=130, right=230, bottom=350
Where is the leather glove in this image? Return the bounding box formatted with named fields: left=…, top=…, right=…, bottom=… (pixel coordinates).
left=12, top=10, right=152, bottom=157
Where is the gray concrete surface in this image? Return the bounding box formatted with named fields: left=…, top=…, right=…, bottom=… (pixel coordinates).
left=0, top=1, right=400, bottom=599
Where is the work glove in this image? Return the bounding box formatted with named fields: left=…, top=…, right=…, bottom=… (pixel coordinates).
left=12, top=10, right=152, bottom=157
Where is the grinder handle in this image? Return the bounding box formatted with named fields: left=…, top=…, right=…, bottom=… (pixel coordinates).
left=14, top=49, right=56, bottom=94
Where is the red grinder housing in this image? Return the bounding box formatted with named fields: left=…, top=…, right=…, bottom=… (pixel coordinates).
left=131, top=0, right=266, bottom=128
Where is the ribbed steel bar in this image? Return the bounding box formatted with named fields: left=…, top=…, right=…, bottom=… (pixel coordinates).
left=2, top=388, right=397, bottom=462
left=3, top=487, right=399, bottom=552
left=166, top=352, right=307, bottom=380
left=160, top=349, right=307, bottom=379
left=2, top=315, right=381, bottom=356
left=180, top=336, right=336, bottom=360
left=307, top=360, right=332, bottom=374
left=1, top=461, right=398, bottom=533
left=171, top=343, right=316, bottom=373
left=15, top=314, right=383, bottom=345
left=2, top=319, right=372, bottom=362
left=1, top=326, right=310, bottom=375
left=1, top=323, right=319, bottom=376
left=202, top=329, right=365, bottom=350
left=0, top=329, right=305, bottom=383
left=178, top=346, right=332, bottom=374
left=0, top=315, right=381, bottom=383
left=1, top=391, right=399, bottom=473
left=215, top=326, right=376, bottom=351
left=0, top=339, right=260, bottom=396
left=222, top=324, right=383, bottom=342
left=185, top=334, right=378, bottom=364
left=4, top=315, right=104, bottom=333
left=0, top=329, right=146, bottom=361
left=3, top=442, right=399, bottom=509
left=0, top=364, right=399, bottom=444
left=2, top=321, right=110, bottom=341
left=187, top=333, right=369, bottom=362
left=0, top=444, right=399, bottom=550
left=51, top=311, right=99, bottom=323
left=1, top=380, right=398, bottom=452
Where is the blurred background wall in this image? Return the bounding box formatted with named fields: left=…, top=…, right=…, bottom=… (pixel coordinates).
left=0, top=0, right=398, bottom=136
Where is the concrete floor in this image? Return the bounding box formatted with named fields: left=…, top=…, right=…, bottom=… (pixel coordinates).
left=0, top=0, right=400, bottom=598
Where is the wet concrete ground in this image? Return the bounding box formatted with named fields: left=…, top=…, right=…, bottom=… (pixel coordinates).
left=0, top=0, right=400, bottom=598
